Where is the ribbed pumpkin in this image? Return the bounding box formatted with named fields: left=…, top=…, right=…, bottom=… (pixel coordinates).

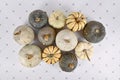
left=59, top=52, right=78, bottom=72
left=66, top=12, right=86, bottom=32
left=42, top=46, right=61, bottom=64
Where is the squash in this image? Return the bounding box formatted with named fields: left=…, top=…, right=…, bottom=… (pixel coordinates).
left=56, top=29, right=78, bottom=51
left=59, top=52, right=78, bottom=72
left=38, top=26, right=56, bottom=46
left=83, top=21, right=106, bottom=43
left=49, top=10, right=66, bottom=29
left=66, top=12, right=86, bottom=32
left=13, top=25, right=34, bottom=45
left=42, top=46, right=61, bottom=64
left=29, top=10, right=48, bottom=29
left=75, top=42, right=93, bottom=61
left=19, top=44, right=41, bottom=68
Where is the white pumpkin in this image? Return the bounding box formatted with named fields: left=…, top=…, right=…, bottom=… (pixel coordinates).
left=13, top=25, right=34, bottom=45
left=19, top=44, right=41, bottom=67
left=75, top=42, right=93, bottom=61
left=49, top=10, right=66, bottom=29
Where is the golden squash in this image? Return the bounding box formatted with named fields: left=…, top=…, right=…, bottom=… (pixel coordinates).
left=66, top=12, right=86, bottom=32
left=42, top=46, right=61, bottom=64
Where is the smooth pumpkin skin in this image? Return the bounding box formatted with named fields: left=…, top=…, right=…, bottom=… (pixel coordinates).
left=59, top=52, right=78, bottom=72
left=83, top=21, right=106, bottom=43
left=29, top=10, right=48, bottom=29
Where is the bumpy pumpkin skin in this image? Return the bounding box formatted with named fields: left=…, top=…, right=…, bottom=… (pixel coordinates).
left=83, top=21, right=106, bottom=43
left=29, top=10, right=48, bottom=29
left=59, top=53, right=78, bottom=72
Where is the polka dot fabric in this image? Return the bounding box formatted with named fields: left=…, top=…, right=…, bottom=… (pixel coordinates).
left=0, top=0, right=120, bottom=80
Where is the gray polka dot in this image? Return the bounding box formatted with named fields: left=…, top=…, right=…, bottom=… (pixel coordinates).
left=6, top=57, right=8, bottom=59
left=25, top=10, right=28, bottom=13
left=5, top=3, right=8, bottom=6
left=113, top=17, right=115, bottom=19
left=92, top=10, right=95, bottom=12
left=72, top=3, right=75, bottom=6
left=92, top=77, right=94, bottom=80
left=5, top=17, right=8, bottom=19
left=45, top=3, right=48, bottom=6
left=59, top=3, right=61, bottom=6
left=78, top=77, right=81, bottom=79
left=85, top=3, right=88, bottom=6
left=65, top=77, right=68, bottom=79
left=52, top=77, right=55, bottom=79
left=99, top=3, right=102, bottom=6
left=12, top=77, right=15, bottom=79
left=26, top=77, right=28, bottom=79
left=105, top=77, right=108, bottom=80
left=98, top=70, right=102, bottom=73
left=112, top=71, right=115, bottom=73
left=12, top=10, right=15, bottom=13
left=32, top=3, right=35, bottom=6
left=19, top=70, right=22, bottom=72
left=19, top=17, right=21, bottom=19
left=32, top=70, right=35, bottom=72
left=18, top=3, right=22, bottom=6
left=6, top=70, right=8, bottom=72
left=45, top=70, right=48, bottom=73
left=105, top=64, right=108, bottom=67
left=106, top=10, right=109, bottom=13
left=113, top=3, right=116, bottom=6
left=99, top=17, right=102, bottom=19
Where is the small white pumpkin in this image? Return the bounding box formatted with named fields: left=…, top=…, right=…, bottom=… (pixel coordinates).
left=75, top=42, right=93, bottom=61
left=13, top=25, right=34, bottom=45
left=49, top=10, right=66, bottom=29
left=19, top=44, right=41, bottom=67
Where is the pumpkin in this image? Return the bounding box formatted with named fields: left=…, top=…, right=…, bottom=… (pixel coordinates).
left=29, top=10, right=48, bottom=29
left=66, top=12, right=86, bottom=32
left=38, top=26, right=56, bottom=46
left=75, top=42, right=93, bottom=61
left=19, top=44, right=41, bottom=67
left=49, top=10, right=66, bottom=29
left=56, top=29, right=78, bottom=51
left=59, top=52, right=78, bottom=72
left=83, top=21, right=106, bottom=43
left=42, top=46, right=61, bottom=64
left=13, top=25, right=34, bottom=45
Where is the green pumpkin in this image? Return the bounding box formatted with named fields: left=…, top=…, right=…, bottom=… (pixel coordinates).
left=59, top=52, right=78, bottom=72
left=83, top=21, right=106, bottom=43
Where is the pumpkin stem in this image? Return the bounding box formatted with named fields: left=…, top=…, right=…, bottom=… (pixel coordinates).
left=26, top=54, right=33, bottom=59
left=95, top=29, right=100, bottom=33
left=14, top=31, right=21, bottom=35
left=68, top=63, right=74, bottom=69
left=43, top=34, right=50, bottom=41
left=64, top=39, right=70, bottom=43
left=83, top=50, right=90, bottom=61
left=35, top=17, right=41, bottom=22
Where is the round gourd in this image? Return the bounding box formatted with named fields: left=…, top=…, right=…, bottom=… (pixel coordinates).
left=59, top=52, right=78, bottom=72
left=75, top=42, right=93, bottom=61
left=29, top=10, right=48, bottom=29
left=13, top=25, right=34, bottom=45
left=19, top=44, right=41, bottom=68
left=42, top=46, right=61, bottom=64
left=83, top=21, right=106, bottom=43
left=38, top=26, right=56, bottom=46
left=49, top=10, right=66, bottom=29
left=66, top=12, right=86, bottom=32
left=56, top=29, right=78, bottom=51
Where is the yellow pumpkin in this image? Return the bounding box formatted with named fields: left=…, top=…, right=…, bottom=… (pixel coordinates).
left=42, top=46, right=61, bottom=64
left=66, top=12, right=86, bottom=32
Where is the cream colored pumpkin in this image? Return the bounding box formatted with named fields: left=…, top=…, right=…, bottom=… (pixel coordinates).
left=19, top=44, right=41, bottom=67
left=75, top=42, right=93, bottom=61
left=49, top=10, right=66, bottom=29
left=66, top=12, right=86, bottom=32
